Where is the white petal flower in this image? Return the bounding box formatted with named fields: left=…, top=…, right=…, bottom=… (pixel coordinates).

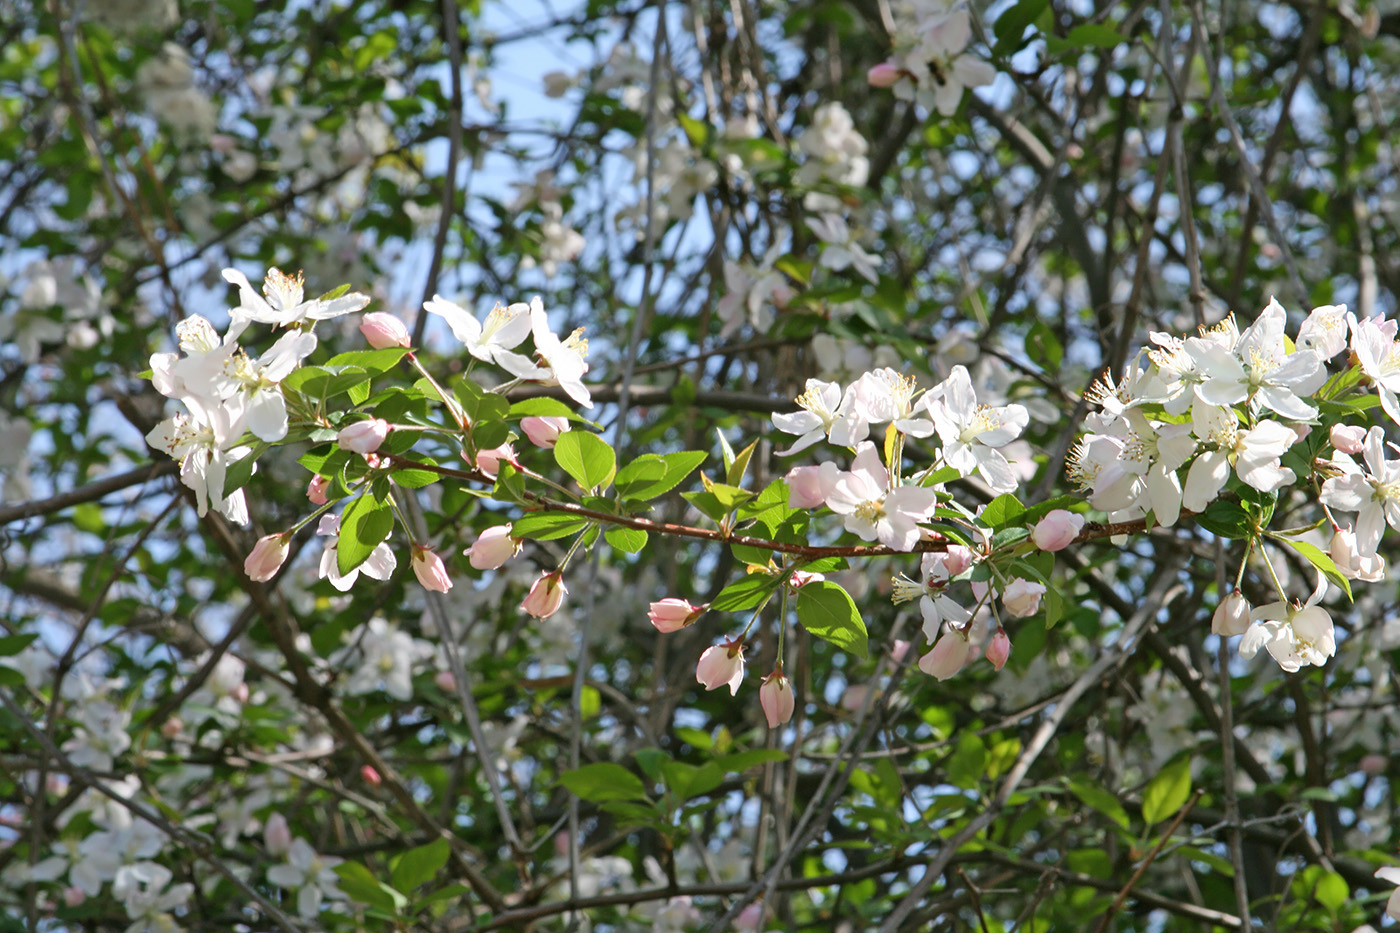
left=224, top=267, right=370, bottom=327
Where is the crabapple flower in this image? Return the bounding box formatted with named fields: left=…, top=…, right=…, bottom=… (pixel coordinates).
left=359, top=311, right=411, bottom=349
left=266, top=838, right=346, bottom=920
left=1239, top=578, right=1336, bottom=672
left=468, top=524, right=521, bottom=570
left=504, top=298, right=593, bottom=409
left=918, top=631, right=969, bottom=680
left=521, top=415, right=569, bottom=448
left=1001, top=578, right=1045, bottom=618
left=475, top=442, right=518, bottom=479
left=1182, top=405, right=1297, bottom=510
left=1349, top=313, right=1400, bottom=424
left=986, top=629, right=1011, bottom=671
left=337, top=618, right=432, bottom=700
left=423, top=295, right=532, bottom=368
left=224, top=267, right=370, bottom=327
left=696, top=640, right=745, bottom=695
left=648, top=598, right=706, bottom=633
left=412, top=545, right=453, bottom=593
left=1295, top=303, right=1349, bottom=359
left=1330, top=423, right=1365, bottom=454
left=244, top=533, right=290, bottom=581
left=1031, top=510, right=1084, bottom=551
left=264, top=813, right=291, bottom=857
left=825, top=442, right=938, bottom=551
left=929, top=365, right=1029, bottom=494
left=522, top=570, right=567, bottom=619
left=338, top=419, right=389, bottom=454
left=1187, top=298, right=1324, bottom=421
left=317, top=514, right=397, bottom=591
left=1212, top=590, right=1251, bottom=637
left=785, top=462, right=840, bottom=509
left=307, top=474, right=330, bottom=504
left=1374, top=866, right=1400, bottom=920
left=1330, top=526, right=1386, bottom=581
left=846, top=368, right=935, bottom=438
left=808, top=213, right=880, bottom=284
left=867, top=61, right=901, bottom=87
left=1320, top=425, right=1400, bottom=556
left=772, top=379, right=858, bottom=455
left=759, top=669, right=795, bottom=727
left=145, top=396, right=252, bottom=524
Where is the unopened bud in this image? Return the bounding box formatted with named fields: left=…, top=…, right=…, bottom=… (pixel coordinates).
left=359, top=312, right=411, bottom=349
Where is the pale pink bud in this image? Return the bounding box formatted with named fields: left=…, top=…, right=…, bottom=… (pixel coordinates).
left=359, top=312, right=411, bottom=349
left=521, top=415, right=570, bottom=448
left=412, top=545, right=453, bottom=593
left=1331, top=423, right=1366, bottom=454
left=434, top=671, right=457, bottom=692
left=1001, top=578, right=1046, bottom=618
left=230, top=682, right=250, bottom=704
left=338, top=419, right=390, bottom=454
left=695, top=640, right=746, bottom=695
left=1291, top=423, right=1311, bottom=444
left=244, top=533, right=291, bottom=582
left=522, top=570, right=568, bottom=619
left=264, top=813, right=291, bottom=856
left=867, top=61, right=901, bottom=87
left=986, top=629, right=1011, bottom=671
left=307, top=474, right=330, bottom=504
left=468, top=524, right=522, bottom=570
left=890, top=639, right=912, bottom=664
left=648, top=598, right=706, bottom=633
left=475, top=442, right=517, bottom=479
left=786, top=570, right=825, bottom=590
left=785, top=462, right=839, bottom=509
left=63, top=886, right=85, bottom=908
left=918, top=633, right=970, bottom=680
left=360, top=765, right=381, bottom=786
left=1031, top=509, right=1085, bottom=552
left=160, top=716, right=184, bottom=738
left=940, top=545, right=975, bottom=578
left=1212, top=590, right=1251, bottom=637
left=1360, top=753, right=1388, bottom=775
left=759, top=669, right=795, bottom=727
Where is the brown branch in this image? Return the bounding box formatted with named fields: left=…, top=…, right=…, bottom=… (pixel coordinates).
left=0, top=461, right=177, bottom=527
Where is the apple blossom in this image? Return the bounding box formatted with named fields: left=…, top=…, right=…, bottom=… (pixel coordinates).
left=759, top=669, right=795, bottom=727
left=475, top=442, right=517, bottom=479
left=1239, top=579, right=1336, bottom=672
left=648, top=598, right=706, bottom=633
left=244, top=533, right=290, bottom=581
left=1320, top=425, right=1400, bottom=556
left=929, top=365, right=1029, bottom=494
left=412, top=545, right=453, bottom=593
left=522, top=570, right=568, bottom=619
left=1330, top=526, right=1387, bottom=581
left=1001, top=578, right=1046, bottom=618
left=1330, top=423, right=1365, bottom=454
left=468, top=523, right=522, bottom=569
left=359, top=311, right=411, bottom=349
left=223, top=266, right=370, bottom=327
left=1373, top=865, right=1400, bottom=920
left=306, top=473, right=330, bottom=504
left=264, top=813, right=291, bottom=857
left=696, top=640, right=746, bottom=695
left=1031, top=509, right=1085, bottom=551
left=337, top=418, right=390, bottom=454
left=317, top=514, right=397, bottom=591
left=521, top=415, right=570, bottom=448
left=771, top=378, right=858, bottom=455
left=986, top=629, right=1011, bottom=671
left=825, top=442, right=938, bottom=551
left=918, top=631, right=969, bottom=680
left=785, top=461, right=840, bottom=509
left=867, top=61, right=901, bottom=87
left=1187, top=298, right=1324, bottom=421
left=424, top=294, right=533, bottom=368
left=1211, top=590, right=1251, bottom=637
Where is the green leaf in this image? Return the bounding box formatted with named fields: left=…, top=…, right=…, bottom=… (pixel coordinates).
left=558, top=763, right=649, bottom=802
left=711, top=574, right=780, bottom=612
left=725, top=438, right=759, bottom=488
left=390, top=468, right=440, bottom=489
left=947, top=733, right=987, bottom=790
left=452, top=379, right=511, bottom=425
left=796, top=581, right=868, bottom=658
left=334, top=861, right=407, bottom=914
left=1026, top=320, right=1063, bottom=371
left=1195, top=500, right=1253, bottom=539
left=324, top=348, right=409, bottom=373
left=390, top=838, right=450, bottom=893
left=1312, top=869, right=1349, bottom=912
left=554, top=430, right=616, bottom=493
left=614, top=455, right=668, bottom=498
left=511, top=512, right=591, bottom=540
left=221, top=449, right=260, bottom=499
left=617, top=451, right=707, bottom=501
left=1063, top=22, right=1129, bottom=49
left=0, top=633, right=39, bottom=657
left=1274, top=536, right=1353, bottom=602
left=1068, top=777, right=1131, bottom=830
left=508, top=397, right=594, bottom=423
left=604, top=526, right=648, bottom=553
left=980, top=493, right=1026, bottom=530
left=713, top=749, right=788, bottom=771
left=1141, top=756, right=1191, bottom=825
left=994, top=0, right=1049, bottom=53
left=337, top=495, right=395, bottom=576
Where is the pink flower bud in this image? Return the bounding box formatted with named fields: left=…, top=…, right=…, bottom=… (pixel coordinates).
left=264, top=813, right=291, bottom=856
left=359, top=312, right=411, bottom=349
left=521, top=415, right=570, bottom=448
left=1330, top=527, right=1386, bottom=581
left=434, top=671, right=457, bottom=692
left=244, top=533, right=291, bottom=582
left=522, top=570, right=568, bottom=619
left=785, top=462, right=839, bottom=509
left=890, top=639, right=911, bottom=663
left=786, top=570, right=825, bottom=591
left=412, top=545, right=453, bottom=593
left=360, top=765, right=381, bottom=786
left=1001, top=578, right=1046, bottom=618
left=338, top=419, right=390, bottom=454
left=1331, top=423, right=1365, bottom=454
left=1031, top=509, right=1085, bottom=552
left=468, top=524, right=522, bottom=570
left=1212, top=590, right=1251, bottom=637
left=695, top=640, right=745, bottom=695
left=160, top=716, right=184, bottom=738
left=648, top=598, right=706, bottom=633
left=63, top=887, right=85, bottom=908
left=475, top=442, right=517, bottom=479
left=867, top=61, right=901, bottom=87
left=230, top=682, right=250, bottom=704
left=307, top=474, right=330, bottom=504
left=759, top=669, right=795, bottom=727
left=918, top=633, right=970, bottom=680
left=986, top=629, right=1011, bottom=671
left=928, top=544, right=975, bottom=579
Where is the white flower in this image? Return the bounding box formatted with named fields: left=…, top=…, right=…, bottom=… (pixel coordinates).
left=1238, top=576, right=1335, bottom=672
left=223, top=267, right=371, bottom=328
left=1187, top=299, right=1324, bottom=422
left=423, top=295, right=533, bottom=368
left=1181, top=402, right=1297, bottom=511
left=1350, top=313, right=1400, bottom=424
left=824, top=442, right=937, bottom=550
left=808, top=213, right=879, bottom=284
left=845, top=368, right=935, bottom=438
left=498, top=298, right=594, bottom=408
left=316, top=513, right=397, bottom=591
left=772, top=379, right=852, bottom=455
left=145, top=396, right=253, bottom=524
left=335, top=618, right=433, bottom=700
left=1373, top=866, right=1400, bottom=920
left=929, top=365, right=1029, bottom=494
left=267, top=838, right=345, bottom=920
left=1320, top=425, right=1400, bottom=556
left=1295, top=303, right=1349, bottom=359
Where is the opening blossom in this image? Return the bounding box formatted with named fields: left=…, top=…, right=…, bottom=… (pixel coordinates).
left=1239, top=575, right=1336, bottom=672
left=696, top=640, right=746, bottom=695
left=468, top=524, right=522, bottom=570
left=918, top=629, right=969, bottom=680
left=412, top=545, right=453, bottom=593
left=825, top=442, right=938, bottom=551
left=359, top=311, right=411, bottom=349
left=522, top=570, right=568, bottom=619
left=244, top=533, right=290, bottom=581
left=759, top=669, right=795, bottom=727
left=648, top=598, right=706, bottom=633
left=1320, top=425, right=1400, bottom=557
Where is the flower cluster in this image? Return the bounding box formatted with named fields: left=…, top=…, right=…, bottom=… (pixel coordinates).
left=867, top=2, right=996, bottom=116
